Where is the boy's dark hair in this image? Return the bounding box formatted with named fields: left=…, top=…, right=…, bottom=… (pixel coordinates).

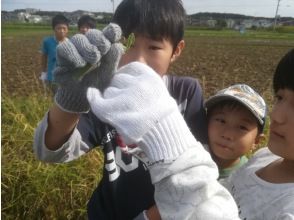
left=207, top=100, right=264, bottom=134
left=52, top=14, right=70, bottom=29
left=78, top=15, right=97, bottom=29
left=273, top=49, right=294, bottom=93
left=112, top=0, right=185, bottom=50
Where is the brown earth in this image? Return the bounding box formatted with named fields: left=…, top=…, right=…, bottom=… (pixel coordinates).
left=2, top=34, right=294, bottom=105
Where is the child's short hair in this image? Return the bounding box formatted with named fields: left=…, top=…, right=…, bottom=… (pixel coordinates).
left=112, top=0, right=185, bottom=50
left=273, top=49, right=294, bottom=93
left=78, top=15, right=97, bottom=29
left=52, top=14, right=70, bottom=29
left=205, top=84, right=267, bottom=133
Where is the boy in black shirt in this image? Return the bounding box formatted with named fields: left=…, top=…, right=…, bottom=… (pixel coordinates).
left=34, top=0, right=208, bottom=219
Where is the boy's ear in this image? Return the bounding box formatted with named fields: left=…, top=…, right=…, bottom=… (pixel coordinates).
left=171, top=40, right=185, bottom=63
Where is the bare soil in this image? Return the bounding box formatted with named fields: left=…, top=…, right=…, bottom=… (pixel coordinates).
left=2, top=34, right=293, bottom=104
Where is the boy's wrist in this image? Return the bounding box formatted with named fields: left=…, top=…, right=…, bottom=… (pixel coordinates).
left=140, top=110, right=197, bottom=165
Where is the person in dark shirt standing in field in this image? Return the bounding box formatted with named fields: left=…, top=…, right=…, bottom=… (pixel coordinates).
left=31, top=0, right=233, bottom=219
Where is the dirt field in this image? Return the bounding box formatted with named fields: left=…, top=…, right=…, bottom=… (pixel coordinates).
left=2, top=32, right=294, bottom=104
left=1, top=29, right=294, bottom=219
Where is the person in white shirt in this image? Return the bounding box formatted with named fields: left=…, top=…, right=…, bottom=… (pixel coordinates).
left=225, top=49, right=294, bottom=220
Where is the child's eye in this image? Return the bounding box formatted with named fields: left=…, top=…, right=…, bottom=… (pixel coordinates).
left=274, top=94, right=283, bottom=103
left=239, top=125, right=249, bottom=131
left=149, top=45, right=161, bottom=50
left=215, top=118, right=225, bottom=124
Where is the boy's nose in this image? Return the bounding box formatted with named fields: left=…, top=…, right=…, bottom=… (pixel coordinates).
left=133, top=53, right=147, bottom=65
left=221, top=127, right=234, bottom=140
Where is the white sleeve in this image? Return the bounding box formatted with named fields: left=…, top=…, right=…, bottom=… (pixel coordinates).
left=149, top=146, right=240, bottom=220
left=33, top=112, right=91, bottom=163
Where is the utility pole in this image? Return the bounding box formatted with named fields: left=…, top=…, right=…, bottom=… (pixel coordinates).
left=274, top=0, right=281, bottom=30
left=111, top=0, right=115, bottom=14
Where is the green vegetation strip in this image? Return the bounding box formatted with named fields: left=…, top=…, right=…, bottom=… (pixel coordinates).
left=185, top=27, right=294, bottom=40
left=2, top=23, right=294, bottom=40
left=1, top=94, right=104, bottom=219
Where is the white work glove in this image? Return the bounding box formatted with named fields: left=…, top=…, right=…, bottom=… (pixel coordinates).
left=39, top=71, right=47, bottom=81
left=87, top=62, right=196, bottom=164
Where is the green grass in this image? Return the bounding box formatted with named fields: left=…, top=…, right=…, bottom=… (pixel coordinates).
left=1, top=87, right=104, bottom=219
left=2, top=23, right=52, bottom=36
left=185, top=26, right=294, bottom=40
left=3, top=23, right=294, bottom=39
left=1, top=73, right=270, bottom=219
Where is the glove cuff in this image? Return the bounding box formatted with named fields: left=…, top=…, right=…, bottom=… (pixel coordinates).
left=140, top=110, right=197, bottom=164
left=55, top=87, right=90, bottom=113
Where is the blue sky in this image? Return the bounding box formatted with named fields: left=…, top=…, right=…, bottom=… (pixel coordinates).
left=2, top=0, right=294, bottom=17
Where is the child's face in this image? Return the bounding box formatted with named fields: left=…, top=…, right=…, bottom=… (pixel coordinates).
left=54, top=24, right=68, bottom=41
left=79, top=25, right=91, bottom=34
left=208, top=105, right=260, bottom=161
left=119, top=34, right=184, bottom=76
left=268, top=88, right=294, bottom=160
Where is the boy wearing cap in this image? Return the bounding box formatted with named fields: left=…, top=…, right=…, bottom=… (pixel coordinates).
left=205, top=84, right=266, bottom=181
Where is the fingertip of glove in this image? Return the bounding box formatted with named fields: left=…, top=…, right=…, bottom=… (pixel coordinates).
left=103, top=23, right=122, bottom=43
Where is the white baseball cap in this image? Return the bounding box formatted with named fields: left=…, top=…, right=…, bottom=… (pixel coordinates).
left=205, top=84, right=267, bottom=127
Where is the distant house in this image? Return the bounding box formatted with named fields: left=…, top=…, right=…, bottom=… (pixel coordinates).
left=242, top=19, right=254, bottom=28
left=207, top=19, right=217, bottom=27
left=226, top=19, right=235, bottom=28
left=253, top=19, right=273, bottom=28
left=41, top=16, right=51, bottom=24
left=96, top=15, right=104, bottom=20
left=17, top=12, right=30, bottom=22
left=187, top=18, right=209, bottom=26
left=17, top=12, right=43, bottom=23
left=28, top=15, right=43, bottom=23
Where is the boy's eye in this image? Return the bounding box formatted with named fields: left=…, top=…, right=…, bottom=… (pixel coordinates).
left=274, top=94, right=283, bottom=103
left=214, top=117, right=225, bottom=124
left=239, top=125, right=249, bottom=131
left=149, top=45, right=161, bottom=50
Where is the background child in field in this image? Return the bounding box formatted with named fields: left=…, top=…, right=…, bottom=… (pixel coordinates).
left=205, top=84, right=266, bottom=181
left=40, top=14, right=70, bottom=93
left=77, top=14, right=97, bottom=34
left=225, top=49, right=294, bottom=220
left=34, top=0, right=210, bottom=219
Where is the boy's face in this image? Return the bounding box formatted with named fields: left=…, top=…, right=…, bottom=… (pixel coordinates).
left=54, top=24, right=68, bottom=41
left=119, top=34, right=184, bottom=76
left=268, top=88, right=294, bottom=160
left=208, top=105, right=260, bottom=162
left=79, top=25, right=91, bottom=34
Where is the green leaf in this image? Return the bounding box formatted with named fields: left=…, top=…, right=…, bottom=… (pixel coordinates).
left=125, top=33, right=135, bottom=51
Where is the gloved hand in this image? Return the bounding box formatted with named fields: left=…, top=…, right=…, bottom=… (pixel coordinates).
left=87, top=62, right=196, bottom=164
left=54, top=23, right=124, bottom=113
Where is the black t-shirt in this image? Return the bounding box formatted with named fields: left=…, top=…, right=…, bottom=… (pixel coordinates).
left=77, top=75, right=208, bottom=220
